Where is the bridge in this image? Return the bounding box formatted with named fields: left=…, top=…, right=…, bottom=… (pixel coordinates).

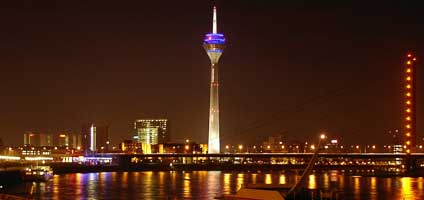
left=98, top=152, right=424, bottom=159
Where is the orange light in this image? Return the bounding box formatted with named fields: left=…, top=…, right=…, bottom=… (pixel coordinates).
left=406, top=108, right=411, bottom=113
left=406, top=141, right=410, bottom=145
left=406, top=84, right=411, bottom=89
left=406, top=149, right=411, bottom=153
left=407, top=54, right=412, bottom=57
left=406, top=68, right=411, bottom=73
left=406, top=124, right=411, bottom=129
left=407, top=61, right=411, bottom=65
left=406, top=100, right=411, bottom=105
left=406, top=76, right=411, bottom=81
left=406, top=116, right=411, bottom=121
left=406, top=92, right=411, bottom=97
left=406, top=133, right=411, bottom=137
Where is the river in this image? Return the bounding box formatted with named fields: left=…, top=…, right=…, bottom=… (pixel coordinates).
left=2, top=170, right=424, bottom=199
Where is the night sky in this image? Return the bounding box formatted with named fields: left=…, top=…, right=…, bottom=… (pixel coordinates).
left=0, top=1, right=423, bottom=146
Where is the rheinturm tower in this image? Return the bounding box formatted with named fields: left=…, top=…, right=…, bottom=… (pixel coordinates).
left=204, top=6, right=225, bottom=153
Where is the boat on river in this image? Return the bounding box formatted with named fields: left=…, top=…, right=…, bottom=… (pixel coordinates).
left=221, top=135, right=328, bottom=200
left=21, top=166, right=53, bottom=182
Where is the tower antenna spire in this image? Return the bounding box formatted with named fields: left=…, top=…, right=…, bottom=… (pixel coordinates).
left=213, top=6, right=217, bottom=34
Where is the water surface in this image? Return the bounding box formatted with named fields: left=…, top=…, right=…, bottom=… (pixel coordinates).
left=3, top=171, right=424, bottom=199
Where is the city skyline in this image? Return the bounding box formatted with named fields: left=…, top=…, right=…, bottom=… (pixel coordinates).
left=0, top=1, right=423, bottom=146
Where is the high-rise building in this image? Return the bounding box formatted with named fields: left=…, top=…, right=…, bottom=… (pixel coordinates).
left=81, top=124, right=109, bottom=153
left=56, top=133, right=69, bottom=146
left=70, top=133, right=82, bottom=149
left=23, top=132, right=52, bottom=146
left=203, top=6, right=225, bottom=153
left=403, top=53, right=417, bottom=153
left=96, top=125, right=110, bottom=151
left=82, top=124, right=96, bottom=152
left=134, top=119, right=168, bottom=153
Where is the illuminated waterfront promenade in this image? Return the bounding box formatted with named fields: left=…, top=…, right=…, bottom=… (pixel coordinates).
left=2, top=152, right=424, bottom=175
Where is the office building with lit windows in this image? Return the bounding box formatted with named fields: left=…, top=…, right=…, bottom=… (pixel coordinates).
left=134, top=119, right=169, bottom=153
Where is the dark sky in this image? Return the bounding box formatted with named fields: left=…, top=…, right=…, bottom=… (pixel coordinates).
left=0, top=1, right=423, bottom=146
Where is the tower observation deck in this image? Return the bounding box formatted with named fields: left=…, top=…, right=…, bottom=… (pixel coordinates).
left=204, top=6, right=225, bottom=153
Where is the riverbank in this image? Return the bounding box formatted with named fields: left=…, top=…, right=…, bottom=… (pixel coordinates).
left=48, top=163, right=415, bottom=177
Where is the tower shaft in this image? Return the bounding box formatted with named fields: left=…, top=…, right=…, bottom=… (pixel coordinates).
left=208, top=53, right=222, bottom=153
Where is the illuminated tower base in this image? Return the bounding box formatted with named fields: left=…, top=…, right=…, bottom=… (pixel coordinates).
left=204, top=6, right=225, bottom=153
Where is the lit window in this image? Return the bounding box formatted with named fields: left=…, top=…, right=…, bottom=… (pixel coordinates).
left=406, top=108, right=411, bottom=113
left=406, top=141, right=410, bottom=145
left=406, top=85, right=411, bottom=89
left=406, top=100, right=411, bottom=105
left=407, top=61, right=411, bottom=65
left=406, top=93, right=411, bottom=97
left=406, top=133, right=411, bottom=137
left=407, top=77, right=411, bottom=81
left=407, top=68, right=411, bottom=73
left=406, top=116, right=411, bottom=121
left=406, top=124, right=411, bottom=129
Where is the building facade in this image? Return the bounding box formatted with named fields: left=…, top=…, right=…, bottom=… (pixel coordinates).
left=23, top=132, right=53, bottom=146
left=134, top=119, right=169, bottom=153
left=82, top=123, right=109, bottom=153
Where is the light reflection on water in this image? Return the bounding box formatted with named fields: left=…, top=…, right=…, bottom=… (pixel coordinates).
left=353, top=176, right=361, bottom=200
left=279, top=174, right=286, bottom=185
left=370, top=177, right=377, bottom=200
left=265, top=173, right=272, bottom=184
left=236, top=173, right=244, bottom=190
left=308, top=174, right=316, bottom=189
left=5, top=171, right=424, bottom=200
left=401, top=177, right=414, bottom=200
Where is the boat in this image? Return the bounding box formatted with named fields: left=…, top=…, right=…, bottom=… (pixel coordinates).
left=221, top=134, right=328, bottom=200
left=21, top=166, right=53, bottom=182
